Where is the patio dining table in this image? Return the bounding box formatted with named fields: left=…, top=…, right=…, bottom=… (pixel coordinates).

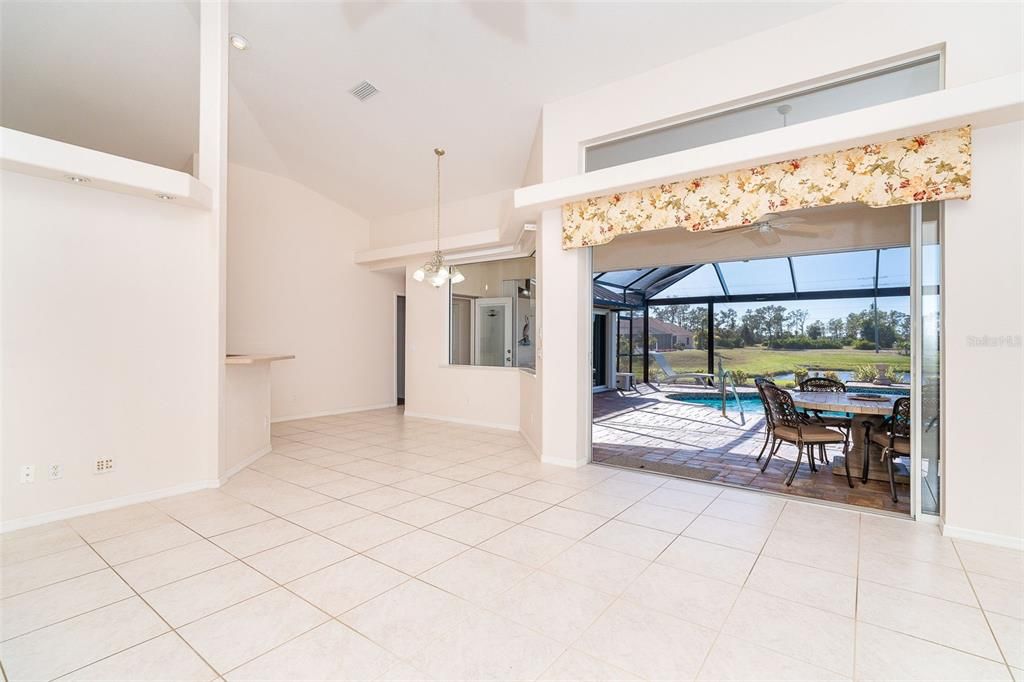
left=787, top=389, right=908, bottom=484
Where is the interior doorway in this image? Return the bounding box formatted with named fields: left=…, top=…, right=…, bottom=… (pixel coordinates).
left=396, top=294, right=405, bottom=405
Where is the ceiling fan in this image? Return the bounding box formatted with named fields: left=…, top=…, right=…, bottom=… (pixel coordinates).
left=705, top=213, right=831, bottom=246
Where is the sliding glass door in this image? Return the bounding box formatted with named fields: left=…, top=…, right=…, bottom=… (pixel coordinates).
left=912, top=203, right=942, bottom=517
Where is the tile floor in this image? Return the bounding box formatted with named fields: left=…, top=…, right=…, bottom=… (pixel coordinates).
left=593, top=387, right=913, bottom=513
left=1, top=407, right=1020, bottom=681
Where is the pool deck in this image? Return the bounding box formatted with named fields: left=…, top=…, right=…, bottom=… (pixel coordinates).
left=592, top=383, right=911, bottom=513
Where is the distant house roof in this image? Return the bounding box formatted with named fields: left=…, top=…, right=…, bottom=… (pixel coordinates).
left=619, top=317, right=693, bottom=337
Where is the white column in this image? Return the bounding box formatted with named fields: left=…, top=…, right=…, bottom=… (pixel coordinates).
left=199, top=0, right=230, bottom=478
left=537, top=208, right=592, bottom=467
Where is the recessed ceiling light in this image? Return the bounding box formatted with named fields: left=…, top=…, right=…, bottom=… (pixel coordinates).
left=65, top=175, right=90, bottom=183
left=155, top=194, right=176, bottom=200
left=229, top=33, right=249, bottom=51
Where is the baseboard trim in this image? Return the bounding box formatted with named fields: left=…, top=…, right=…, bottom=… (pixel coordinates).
left=271, top=403, right=397, bottom=423
left=402, top=410, right=519, bottom=432
left=540, top=455, right=583, bottom=468
left=0, top=479, right=220, bottom=534
left=219, top=445, right=272, bottom=485
left=941, top=522, right=1024, bottom=551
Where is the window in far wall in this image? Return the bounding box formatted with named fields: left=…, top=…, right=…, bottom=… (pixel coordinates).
left=449, top=255, right=536, bottom=370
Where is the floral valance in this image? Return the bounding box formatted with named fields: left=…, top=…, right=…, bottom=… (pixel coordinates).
left=562, top=126, right=971, bottom=249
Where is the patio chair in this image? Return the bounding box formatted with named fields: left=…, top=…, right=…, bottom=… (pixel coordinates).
left=760, top=383, right=853, bottom=488
left=862, top=397, right=911, bottom=503
left=753, top=377, right=777, bottom=463
left=649, top=352, right=713, bottom=387
left=797, top=377, right=853, bottom=464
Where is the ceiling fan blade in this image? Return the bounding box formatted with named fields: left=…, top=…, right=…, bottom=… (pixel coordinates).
left=774, top=224, right=834, bottom=238
left=769, top=216, right=808, bottom=226
left=746, top=229, right=782, bottom=247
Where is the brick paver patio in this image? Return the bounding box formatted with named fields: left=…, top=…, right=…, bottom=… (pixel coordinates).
left=592, top=385, right=911, bottom=513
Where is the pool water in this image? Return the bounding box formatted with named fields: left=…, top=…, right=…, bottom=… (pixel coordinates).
left=667, top=386, right=910, bottom=415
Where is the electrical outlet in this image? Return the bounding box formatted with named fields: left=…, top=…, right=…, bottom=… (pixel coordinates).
left=94, top=458, right=114, bottom=474
left=48, top=464, right=63, bottom=480
left=20, top=465, right=35, bottom=483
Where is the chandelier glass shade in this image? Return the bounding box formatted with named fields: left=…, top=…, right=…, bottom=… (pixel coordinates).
left=414, top=148, right=464, bottom=288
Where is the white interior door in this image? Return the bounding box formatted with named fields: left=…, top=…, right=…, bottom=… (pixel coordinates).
left=475, top=298, right=513, bottom=367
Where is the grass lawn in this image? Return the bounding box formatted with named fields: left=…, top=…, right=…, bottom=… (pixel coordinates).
left=654, top=346, right=910, bottom=379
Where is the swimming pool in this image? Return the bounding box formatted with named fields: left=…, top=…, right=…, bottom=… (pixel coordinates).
left=667, top=386, right=910, bottom=414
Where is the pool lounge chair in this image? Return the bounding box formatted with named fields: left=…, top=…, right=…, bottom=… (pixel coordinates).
left=649, top=352, right=714, bottom=387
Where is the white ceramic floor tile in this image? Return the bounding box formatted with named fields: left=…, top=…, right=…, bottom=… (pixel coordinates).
left=524, top=506, right=607, bottom=540
left=859, top=549, right=977, bottom=606
left=698, top=636, right=850, bottom=681
left=643, top=486, right=717, bottom=513
left=320, top=513, right=416, bottom=552
left=115, top=539, right=235, bottom=593
left=746, top=555, right=857, bottom=616
left=287, top=555, right=408, bottom=616
left=474, top=494, right=551, bottom=523
left=956, top=541, right=1024, bottom=583
left=343, top=486, right=421, bottom=512
left=988, top=612, right=1023, bottom=669
left=381, top=496, right=463, bottom=527
left=723, top=589, right=855, bottom=676
left=702, top=497, right=784, bottom=528
left=972, top=572, right=1024, bottom=619
left=0, top=545, right=106, bottom=599
left=408, top=607, right=564, bottom=681
left=855, top=621, right=1011, bottom=681
left=340, top=579, right=476, bottom=659
left=0, top=597, right=168, bottom=681
left=657, top=535, right=758, bottom=585
left=210, top=518, right=309, bottom=558
left=283, top=500, right=370, bottom=532
left=365, top=529, right=469, bottom=576
left=622, top=561, right=740, bottom=629
left=420, top=548, right=532, bottom=604
left=683, top=514, right=771, bottom=553
left=425, top=509, right=514, bottom=545
left=392, top=474, right=459, bottom=496
left=182, top=504, right=275, bottom=538
left=857, top=580, right=1003, bottom=661
left=90, top=521, right=199, bottom=565
left=177, top=588, right=329, bottom=674
left=762, top=526, right=859, bottom=576
left=60, top=632, right=218, bottom=681
left=0, top=523, right=86, bottom=567
left=584, top=519, right=675, bottom=560
left=576, top=598, right=717, bottom=681
left=615, top=501, right=696, bottom=534
left=67, top=504, right=171, bottom=543
left=542, top=542, right=650, bottom=596
left=559, top=490, right=634, bottom=518
left=490, top=571, right=614, bottom=644
left=310, top=475, right=382, bottom=499
left=539, top=648, right=641, bottom=681
left=513, top=481, right=581, bottom=504
left=143, top=561, right=276, bottom=627
left=1, top=568, right=133, bottom=641
left=225, top=621, right=397, bottom=681
left=479, top=525, right=574, bottom=568
left=430, top=482, right=503, bottom=508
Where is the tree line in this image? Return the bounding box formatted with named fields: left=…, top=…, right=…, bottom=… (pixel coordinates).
left=649, top=302, right=910, bottom=350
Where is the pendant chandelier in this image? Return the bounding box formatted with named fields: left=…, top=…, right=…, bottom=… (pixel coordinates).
left=413, top=148, right=464, bottom=287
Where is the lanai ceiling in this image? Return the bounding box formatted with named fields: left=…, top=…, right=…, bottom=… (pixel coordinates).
left=2, top=1, right=832, bottom=219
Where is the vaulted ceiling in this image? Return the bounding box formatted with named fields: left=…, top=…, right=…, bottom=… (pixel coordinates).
left=2, top=1, right=832, bottom=219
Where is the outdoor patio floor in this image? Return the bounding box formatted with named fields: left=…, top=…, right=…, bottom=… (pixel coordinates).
left=592, top=385, right=911, bottom=514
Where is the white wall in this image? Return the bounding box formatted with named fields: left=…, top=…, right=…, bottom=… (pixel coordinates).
left=223, top=364, right=272, bottom=477
left=1, top=171, right=219, bottom=526
left=227, top=163, right=403, bottom=421
left=369, top=188, right=514, bottom=250
left=534, top=1, right=1024, bottom=542
left=402, top=264, right=520, bottom=430
left=942, top=121, right=1024, bottom=543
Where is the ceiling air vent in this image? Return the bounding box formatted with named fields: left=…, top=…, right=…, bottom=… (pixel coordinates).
left=349, top=80, right=379, bottom=102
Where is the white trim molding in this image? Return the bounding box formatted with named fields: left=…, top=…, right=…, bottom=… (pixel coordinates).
left=0, top=479, right=220, bottom=534
left=219, top=445, right=272, bottom=486
left=402, top=410, right=520, bottom=432
left=270, top=402, right=398, bottom=423
left=941, top=521, right=1024, bottom=552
